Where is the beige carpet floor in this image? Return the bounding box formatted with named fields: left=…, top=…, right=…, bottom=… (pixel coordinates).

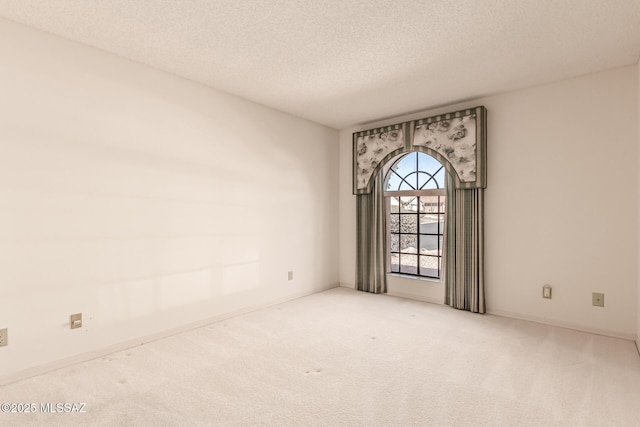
left=1, top=287, right=639, bottom=426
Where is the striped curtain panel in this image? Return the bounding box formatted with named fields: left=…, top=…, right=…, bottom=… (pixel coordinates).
left=355, top=171, right=387, bottom=294
left=445, top=174, right=485, bottom=313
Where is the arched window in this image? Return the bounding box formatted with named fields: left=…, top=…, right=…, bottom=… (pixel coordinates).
left=384, top=152, right=446, bottom=279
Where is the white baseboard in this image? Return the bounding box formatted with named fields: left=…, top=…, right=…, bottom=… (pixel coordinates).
left=0, top=283, right=339, bottom=387
left=339, top=282, right=355, bottom=289
left=488, top=308, right=636, bottom=341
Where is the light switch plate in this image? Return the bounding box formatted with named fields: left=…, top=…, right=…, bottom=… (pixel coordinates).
left=70, top=313, right=82, bottom=329
left=0, top=328, right=7, bottom=347
left=542, top=285, right=552, bottom=299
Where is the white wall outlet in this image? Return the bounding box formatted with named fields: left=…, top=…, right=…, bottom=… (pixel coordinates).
left=287, top=271, right=293, bottom=281
left=592, top=293, right=604, bottom=307
left=0, top=328, right=7, bottom=347
left=542, top=285, right=552, bottom=299
left=70, top=313, right=82, bottom=329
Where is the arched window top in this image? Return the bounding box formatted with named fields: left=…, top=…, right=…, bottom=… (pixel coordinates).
left=385, top=152, right=446, bottom=191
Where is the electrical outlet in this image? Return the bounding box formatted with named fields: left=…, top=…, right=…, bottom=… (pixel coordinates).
left=0, top=328, right=7, bottom=347
left=542, top=285, right=552, bottom=299
left=70, top=313, right=82, bottom=329
left=592, top=292, right=604, bottom=307
left=288, top=271, right=293, bottom=281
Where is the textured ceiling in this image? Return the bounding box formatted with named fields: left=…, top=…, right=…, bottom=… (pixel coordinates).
left=1, top=1, right=639, bottom=129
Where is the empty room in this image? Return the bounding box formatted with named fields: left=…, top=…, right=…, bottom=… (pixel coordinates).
left=1, top=1, right=639, bottom=426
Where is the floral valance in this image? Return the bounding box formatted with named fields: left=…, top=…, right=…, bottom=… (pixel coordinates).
left=353, top=106, right=486, bottom=194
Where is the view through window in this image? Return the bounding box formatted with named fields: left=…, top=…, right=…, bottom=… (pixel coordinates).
left=384, top=152, right=446, bottom=279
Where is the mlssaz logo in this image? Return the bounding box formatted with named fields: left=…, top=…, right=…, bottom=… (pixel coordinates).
left=40, top=403, right=86, bottom=413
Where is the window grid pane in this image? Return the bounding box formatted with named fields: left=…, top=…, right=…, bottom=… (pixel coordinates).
left=399, top=254, right=418, bottom=275
left=387, top=193, right=445, bottom=280
left=390, top=253, right=400, bottom=273
left=390, top=214, right=399, bottom=233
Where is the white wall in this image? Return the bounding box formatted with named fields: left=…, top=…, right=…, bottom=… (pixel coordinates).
left=340, top=65, right=638, bottom=339
left=637, top=58, right=640, bottom=350
left=0, top=19, right=339, bottom=382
